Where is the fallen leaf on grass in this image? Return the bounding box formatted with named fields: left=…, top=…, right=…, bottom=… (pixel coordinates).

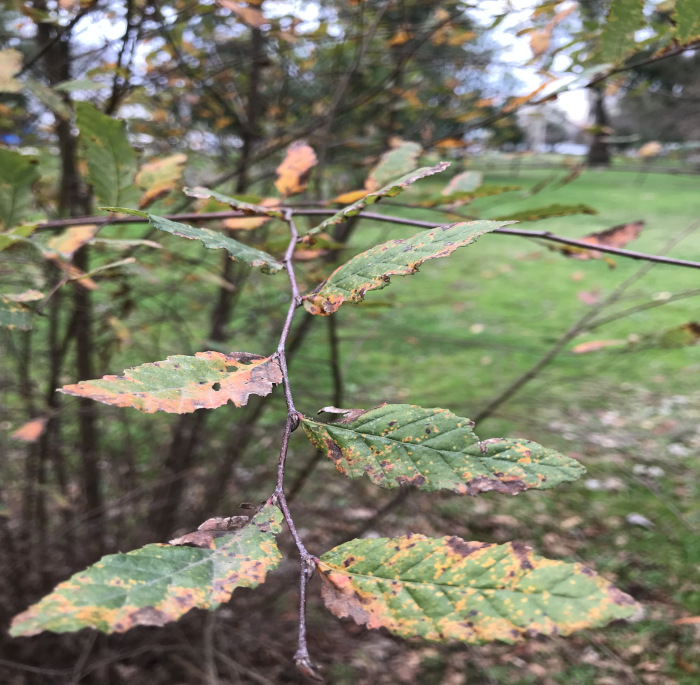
left=557, top=221, right=644, bottom=261
left=572, top=340, right=625, bottom=354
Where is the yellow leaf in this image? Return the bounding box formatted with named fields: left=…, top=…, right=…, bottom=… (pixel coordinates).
left=387, top=29, right=411, bottom=47
left=47, top=225, right=99, bottom=258
left=223, top=198, right=280, bottom=230
left=530, top=30, right=550, bottom=56
left=329, top=189, right=368, bottom=204
left=447, top=30, right=476, bottom=46
left=136, top=153, right=187, bottom=209
left=0, top=49, right=22, bottom=93
left=274, top=142, right=317, bottom=198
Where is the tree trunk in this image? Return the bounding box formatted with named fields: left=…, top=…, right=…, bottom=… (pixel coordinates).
left=587, top=85, right=611, bottom=167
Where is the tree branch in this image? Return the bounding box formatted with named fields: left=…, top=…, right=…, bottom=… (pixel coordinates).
left=29, top=209, right=700, bottom=271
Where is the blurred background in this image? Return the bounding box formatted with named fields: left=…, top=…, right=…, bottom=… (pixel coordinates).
left=1, top=1, right=699, bottom=682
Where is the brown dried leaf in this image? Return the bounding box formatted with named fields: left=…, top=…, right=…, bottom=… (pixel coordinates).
left=170, top=516, right=251, bottom=547
left=556, top=221, right=644, bottom=262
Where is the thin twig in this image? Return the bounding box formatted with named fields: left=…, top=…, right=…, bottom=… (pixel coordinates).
left=584, top=288, right=700, bottom=333
left=271, top=209, right=319, bottom=678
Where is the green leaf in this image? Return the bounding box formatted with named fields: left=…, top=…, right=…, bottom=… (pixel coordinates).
left=441, top=170, right=483, bottom=195
left=317, top=535, right=640, bottom=643
left=10, top=503, right=283, bottom=636
left=307, top=162, right=450, bottom=237
left=75, top=101, right=139, bottom=207
left=0, top=225, right=36, bottom=251
left=24, top=79, right=72, bottom=120
left=0, top=149, right=40, bottom=231
left=421, top=184, right=521, bottom=208
left=675, top=0, right=700, bottom=44
left=656, top=321, right=700, bottom=347
left=183, top=186, right=283, bottom=218
left=302, top=219, right=511, bottom=316
left=0, top=295, right=33, bottom=330
left=100, top=208, right=284, bottom=273
left=60, top=351, right=282, bottom=414
left=599, top=0, right=645, bottom=64
left=365, top=141, right=423, bottom=191
left=301, top=404, right=584, bottom=494
left=493, top=204, right=598, bottom=222
left=53, top=79, right=106, bottom=93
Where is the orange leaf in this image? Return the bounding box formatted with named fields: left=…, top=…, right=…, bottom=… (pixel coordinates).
left=11, top=417, right=48, bottom=442
left=387, top=28, right=411, bottom=47
left=434, top=137, right=463, bottom=149
left=216, top=0, right=266, bottom=28
left=274, top=142, right=317, bottom=198
left=47, top=225, right=99, bottom=258
left=572, top=340, right=625, bottom=354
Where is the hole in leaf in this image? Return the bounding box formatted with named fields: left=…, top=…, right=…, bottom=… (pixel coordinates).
left=212, top=382, right=221, bottom=391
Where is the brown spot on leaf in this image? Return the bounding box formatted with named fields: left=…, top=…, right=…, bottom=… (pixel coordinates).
left=510, top=541, right=534, bottom=570
left=130, top=607, right=169, bottom=627
left=445, top=538, right=488, bottom=557
left=464, top=476, right=527, bottom=496
left=395, top=473, right=427, bottom=487
left=325, top=438, right=344, bottom=466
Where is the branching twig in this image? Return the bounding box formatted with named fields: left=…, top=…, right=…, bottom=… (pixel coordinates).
left=272, top=209, right=319, bottom=678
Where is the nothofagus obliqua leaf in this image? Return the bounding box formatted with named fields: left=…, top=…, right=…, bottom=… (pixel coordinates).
left=10, top=503, right=284, bottom=636
left=301, top=404, right=584, bottom=494
left=317, top=535, right=640, bottom=643
left=60, top=351, right=283, bottom=414
left=302, top=220, right=514, bottom=315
